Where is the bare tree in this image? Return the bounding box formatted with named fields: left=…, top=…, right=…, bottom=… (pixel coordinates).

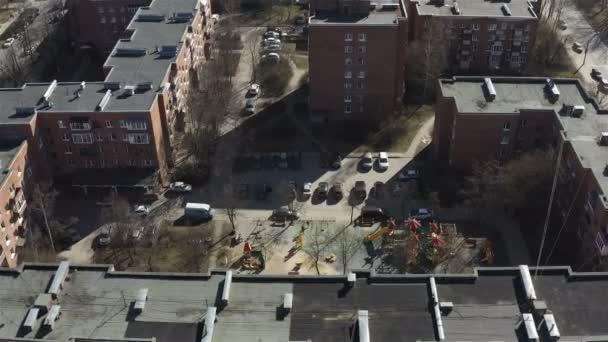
left=302, top=222, right=332, bottom=274
left=0, top=45, right=26, bottom=86
left=29, top=182, right=59, bottom=255
left=100, top=194, right=136, bottom=264
left=247, top=35, right=261, bottom=83
left=332, top=228, right=363, bottom=274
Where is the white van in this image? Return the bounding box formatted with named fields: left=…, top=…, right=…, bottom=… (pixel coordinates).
left=184, top=203, right=213, bottom=221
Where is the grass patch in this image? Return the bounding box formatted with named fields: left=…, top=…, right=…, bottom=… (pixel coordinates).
left=291, top=54, right=309, bottom=70
left=356, top=105, right=435, bottom=153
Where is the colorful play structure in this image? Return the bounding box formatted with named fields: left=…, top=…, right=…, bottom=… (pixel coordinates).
left=241, top=240, right=266, bottom=271
left=365, top=218, right=397, bottom=242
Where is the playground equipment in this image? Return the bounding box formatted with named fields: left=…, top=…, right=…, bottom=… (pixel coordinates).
left=365, top=218, right=397, bottom=242
left=241, top=241, right=266, bottom=271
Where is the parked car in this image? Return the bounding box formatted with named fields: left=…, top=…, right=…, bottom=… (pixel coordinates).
left=134, top=205, right=149, bottom=216
left=377, top=152, right=389, bottom=171
left=330, top=153, right=342, bottom=170
left=131, top=227, right=144, bottom=241
left=184, top=202, right=214, bottom=221
left=263, top=44, right=281, bottom=53
left=237, top=183, right=249, bottom=199
left=331, top=183, right=344, bottom=200
left=354, top=181, right=367, bottom=199
left=263, top=37, right=281, bottom=45
left=302, top=182, right=312, bottom=198
left=264, top=31, right=280, bottom=38
left=169, top=181, right=192, bottom=192
left=316, top=182, right=329, bottom=199
left=360, top=152, right=373, bottom=171
left=2, top=37, right=15, bottom=48
left=398, top=169, right=419, bottom=181
left=409, top=208, right=434, bottom=221
left=360, top=206, right=389, bottom=222
left=248, top=83, right=260, bottom=96
left=271, top=206, right=300, bottom=221
left=98, top=223, right=114, bottom=246
left=295, top=14, right=306, bottom=25
left=599, top=78, right=608, bottom=91
left=263, top=53, right=280, bottom=63
left=211, top=14, right=220, bottom=23
left=62, top=228, right=82, bottom=245
left=245, top=98, right=257, bottom=115
left=287, top=181, right=297, bottom=200
left=591, top=68, right=603, bottom=80
left=572, top=42, right=584, bottom=53
left=558, top=20, right=567, bottom=30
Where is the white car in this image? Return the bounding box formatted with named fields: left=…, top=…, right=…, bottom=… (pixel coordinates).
left=398, top=169, right=419, bottom=181
left=248, top=83, right=260, bottom=96
left=131, top=227, right=144, bottom=241
left=2, top=37, right=15, bottom=48
left=302, top=182, right=312, bottom=198
left=378, top=152, right=389, bottom=171
left=263, top=37, right=281, bottom=45
left=263, top=45, right=281, bottom=53
left=211, top=14, right=220, bottom=23
left=169, top=181, right=192, bottom=192
left=134, top=205, right=149, bottom=215
left=98, top=223, right=114, bottom=246
left=264, top=31, right=279, bottom=39
left=572, top=42, right=584, bottom=53
left=263, top=53, right=280, bottom=63
left=360, top=152, right=373, bottom=171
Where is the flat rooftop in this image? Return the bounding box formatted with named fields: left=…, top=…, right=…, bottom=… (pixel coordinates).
left=439, top=76, right=608, bottom=205
left=0, top=0, right=205, bottom=124
left=414, top=0, right=538, bottom=18
left=310, top=2, right=404, bottom=25
left=2, top=264, right=608, bottom=341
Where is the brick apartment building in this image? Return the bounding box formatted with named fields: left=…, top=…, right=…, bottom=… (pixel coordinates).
left=0, top=0, right=213, bottom=265
left=308, top=0, right=408, bottom=123
left=434, top=76, right=608, bottom=270
left=0, top=141, right=29, bottom=267
left=66, top=0, right=152, bottom=55
left=404, top=0, right=540, bottom=73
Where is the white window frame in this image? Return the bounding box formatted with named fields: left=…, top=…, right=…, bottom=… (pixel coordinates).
left=345, top=58, right=352, bottom=65
left=69, top=122, right=91, bottom=130
left=72, top=133, right=94, bottom=144
left=358, top=46, right=366, bottom=54
left=65, top=145, right=72, bottom=154
left=357, top=80, right=365, bottom=89
left=58, top=120, right=65, bottom=128
left=344, top=33, right=353, bottom=41
left=344, top=82, right=352, bottom=89
left=344, top=95, right=352, bottom=103
left=357, top=57, right=364, bottom=65
left=61, top=133, right=70, bottom=141
left=126, top=133, right=150, bottom=144
left=344, top=46, right=353, bottom=53
left=119, top=120, right=126, bottom=128
left=358, top=33, right=366, bottom=42
left=358, top=71, right=365, bottom=79
left=344, top=103, right=352, bottom=114
left=105, top=120, right=113, bottom=128
left=344, top=71, right=352, bottom=79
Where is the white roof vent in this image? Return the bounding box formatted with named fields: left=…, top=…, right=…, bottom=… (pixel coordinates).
left=23, top=308, right=40, bottom=331
left=501, top=3, right=512, bottom=16
left=123, top=85, right=136, bottom=97
left=43, top=305, right=61, bottom=330
left=42, top=80, right=58, bottom=102
left=520, top=313, right=539, bottom=341
left=47, top=261, right=69, bottom=299
left=545, top=78, right=560, bottom=100
left=519, top=265, right=537, bottom=300
left=356, top=310, right=370, bottom=342
left=484, top=77, right=497, bottom=101
left=96, top=89, right=112, bottom=111
left=134, top=288, right=149, bottom=312
left=543, top=313, right=560, bottom=340
left=221, top=271, right=232, bottom=304
left=452, top=2, right=461, bottom=14
left=599, top=132, right=608, bottom=146
left=201, top=307, right=217, bottom=342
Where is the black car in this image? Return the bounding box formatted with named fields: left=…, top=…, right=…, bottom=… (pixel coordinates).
left=354, top=181, right=367, bottom=199
left=271, top=207, right=300, bottom=221
left=360, top=206, right=389, bottom=222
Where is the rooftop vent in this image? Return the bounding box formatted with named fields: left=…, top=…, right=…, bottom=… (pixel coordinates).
left=134, top=288, right=149, bottom=313
left=452, top=2, right=461, bottom=14
left=519, top=313, right=539, bottom=341
left=201, top=307, right=217, bottom=342
left=115, top=48, right=147, bottom=57
left=104, top=82, right=121, bottom=91
left=519, top=265, right=537, bottom=300
left=501, top=3, right=512, bottom=16
left=43, top=305, right=61, bottom=330
left=123, top=85, right=136, bottom=97
left=97, top=89, right=112, bottom=111
left=79, top=81, right=86, bottom=91
left=356, top=310, right=371, bottom=342
left=484, top=77, right=497, bottom=101
left=159, top=45, right=178, bottom=58
left=600, top=132, right=608, bottom=146
left=136, top=14, right=165, bottom=22
left=545, top=78, right=560, bottom=101
left=47, top=261, right=69, bottom=299
left=572, top=105, right=585, bottom=117
left=42, top=80, right=58, bottom=102
left=172, top=12, right=193, bottom=22
left=221, top=271, right=232, bottom=305
left=137, top=82, right=153, bottom=91
left=543, top=313, right=560, bottom=340
left=22, top=308, right=40, bottom=332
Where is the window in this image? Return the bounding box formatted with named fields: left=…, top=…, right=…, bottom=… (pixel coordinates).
left=108, top=6, right=114, bottom=12
left=65, top=145, right=72, bottom=154
left=125, top=121, right=147, bottom=130
left=96, top=133, right=104, bottom=142
left=491, top=44, right=503, bottom=52
left=345, top=58, right=352, bottom=65
left=67, top=158, right=75, bottom=166
left=69, top=122, right=91, bottom=130
left=344, top=103, right=352, bottom=114
left=143, top=160, right=153, bottom=167
left=358, top=46, right=366, bottom=54
left=359, top=104, right=365, bottom=113
left=344, top=95, right=352, bottom=103
left=344, top=46, right=353, bottom=53
left=110, top=17, right=116, bottom=23
left=98, top=7, right=104, bottom=13
left=58, top=120, right=65, bottom=128
left=61, top=133, right=70, bottom=141
left=99, top=160, right=106, bottom=168
left=344, top=71, right=352, bottom=79
left=105, top=120, right=113, bottom=128
left=110, top=133, right=117, bottom=141
left=357, top=80, right=365, bottom=89
left=72, top=133, right=94, bottom=144
left=500, top=22, right=507, bottom=30
left=503, top=122, right=511, bottom=130
left=489, top=24, right=497, bottom=31
left=357, top=57, right=364, bottom=65
left=472, top=23, right=479, bottom=30
left=356, top=95, right=364, bottom=103
left=358, top=33, right=366, bottom=42
left=84, top=160, right=95, bottom=168
left=358, top=71, right=365, bottom=79
left=119, top=120, right=126, bottom=128
left=344, top=33, right=353, bottom=41
left=521, top=119, right=528, bottom=127
left=344, top=82, right=352, bottom=89
left=100, top=17, right=106, bottom=24
left=126, top=133, right=150, bottom=144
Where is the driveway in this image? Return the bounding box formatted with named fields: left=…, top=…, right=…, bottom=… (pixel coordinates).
left=558, top=0, right=608, bottom=92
